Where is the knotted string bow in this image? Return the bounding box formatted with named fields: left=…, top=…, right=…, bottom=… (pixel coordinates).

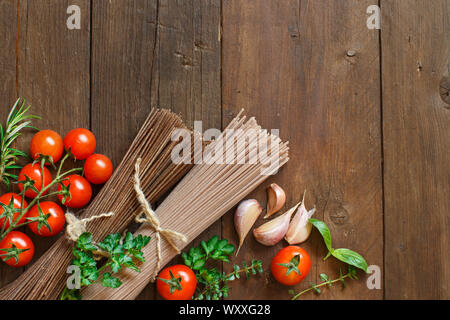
left=133, top=158, right=187, bottom=281
left=65, top=211, right=115, bottom=259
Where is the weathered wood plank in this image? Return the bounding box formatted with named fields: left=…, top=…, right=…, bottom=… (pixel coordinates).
left=17, top=0, right=91, bottom=265
left=0, top=0, right=21, bottom=287
left=146, top=0, right=222, bottom=299
left=222, top=0, right=383, bottom=299
left=90, top=0, right=221, bottom=300
left=382, top=0, right=450, bottom=299
left=90, top=0, right=158, bottom=299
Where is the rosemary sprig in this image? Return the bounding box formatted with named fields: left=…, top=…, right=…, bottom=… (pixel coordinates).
left=0, top=98, right=40, bottom=188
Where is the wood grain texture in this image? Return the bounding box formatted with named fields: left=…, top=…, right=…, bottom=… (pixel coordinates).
left=0, top=0, right=20, bottom=288
left=222, top=0, right=383, bottom=299
left=0, top=0, right=447, bottom=300
left=16, top=0, right=91, bottom=265
left=382, top=0, right=450, bottom=299
left=90, top=0, right=158, bottom=299
left=145, top=0, right=222, bottom=299
left=89, top=0, right=221, bottom=299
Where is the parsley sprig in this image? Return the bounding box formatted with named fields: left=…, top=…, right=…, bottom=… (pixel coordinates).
left=61, top=232, right=151, bottom=300
left=181, top=236, right=263, bottom=300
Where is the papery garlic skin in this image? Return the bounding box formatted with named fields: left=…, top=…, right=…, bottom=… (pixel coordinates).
left=265, top=183, right=286, bottom=218
left=235, top=199, right=262, bottom=255
left=285, top=192, right=316, bottom=244
left=254, top=202, right=300, bottom=246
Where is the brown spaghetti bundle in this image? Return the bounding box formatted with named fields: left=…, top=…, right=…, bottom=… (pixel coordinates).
left=0, top=108, right=194, bottom=300
left=82, top=111, right=289, bottom=299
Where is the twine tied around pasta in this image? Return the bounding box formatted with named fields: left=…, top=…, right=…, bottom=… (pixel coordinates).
left=133, top=157, right=188, bottom=282
left=65, top=211, right=115, bottom=259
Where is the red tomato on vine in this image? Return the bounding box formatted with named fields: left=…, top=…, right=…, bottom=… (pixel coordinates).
left=57, top=174, right=92, bottom=208
left=30, top=129, right=64, bottom=164
left=271, top=246, right=311, bottom=286
left=64, top=128, right=96, bottom=160
left=84, top=154, right=113, bottom=184
left=28, top=201, right=65, bottom=237
left=0, top=231, right=35, bottom=267
left=157, top=265, right=197, bottom=300
left=0, top=193, right=28, bottom=230
left=18, top=163, right=52, bottom=199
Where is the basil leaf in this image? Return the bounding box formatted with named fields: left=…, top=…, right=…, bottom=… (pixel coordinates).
left=332, top=248, right=369, bottom=273
left=309, top=218, right=333, bottom=251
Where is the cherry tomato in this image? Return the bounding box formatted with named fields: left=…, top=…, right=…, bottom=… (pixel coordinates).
left=0, top=231, right=35, bottom=267
left=64, top=128, right=96, bottom=160
left=18, top=163, right=52, bottom=199
left=57, top=174, right=92, bottom=208
left=84, top=154, right=113, bottom=184
left=157, top=265, right=197, bottom=300
left=27, top=201, right=65, bottom=237
left=30, top=129, right=64, bottom=164
left=0, top=193, right=28, bottom=230
left=271, top=246, right=311, bottom=286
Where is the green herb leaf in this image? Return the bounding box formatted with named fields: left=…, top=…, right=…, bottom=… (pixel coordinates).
left=63, top=231, right=150, bottom=300
left=309, top=218, right=333, bottom=251
left=332, top=248, right=368, bottom=273
left=102, top=272, right=122, bottom=288
left=320, top=273, right=329, bottom=282
left=77, top=232, right=98, bottom=252
left=221, top=244, right=235, bottom=255
left=208, top=236, right=219, bottom=252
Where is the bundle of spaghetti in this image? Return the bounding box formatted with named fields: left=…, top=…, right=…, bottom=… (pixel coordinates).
left=0, top=108, right=196, bottom=300
left=82, top=111, right=289, bottom=299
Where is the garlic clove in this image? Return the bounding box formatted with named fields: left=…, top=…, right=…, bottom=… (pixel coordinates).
left=253, top=202, right=300, bottom=246
left=285, top=191, right=316, bottom=244
left=234, top=199, right=263, bottom=255
left=265, top=183, right=286, bottom=218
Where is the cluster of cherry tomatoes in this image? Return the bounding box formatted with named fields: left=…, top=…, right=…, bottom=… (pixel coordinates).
left=0, top=128, right=113, bottom=267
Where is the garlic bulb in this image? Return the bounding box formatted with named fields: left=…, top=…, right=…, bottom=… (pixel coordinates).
left=285, top=191, right=316, bottom=244
left=265, top=183, right=286, bottom=218
left=234, top=199, right=263, bottom=255
left=253, top=202, right=300, bottom=246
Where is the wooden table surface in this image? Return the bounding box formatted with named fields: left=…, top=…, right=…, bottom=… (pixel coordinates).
left=0, top=0, right=448, bottom=300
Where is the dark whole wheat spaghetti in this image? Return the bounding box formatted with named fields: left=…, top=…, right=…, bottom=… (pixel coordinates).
left=82, top=111, right=289, bottom=299
left=0, top=108, right=194, bottom=300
